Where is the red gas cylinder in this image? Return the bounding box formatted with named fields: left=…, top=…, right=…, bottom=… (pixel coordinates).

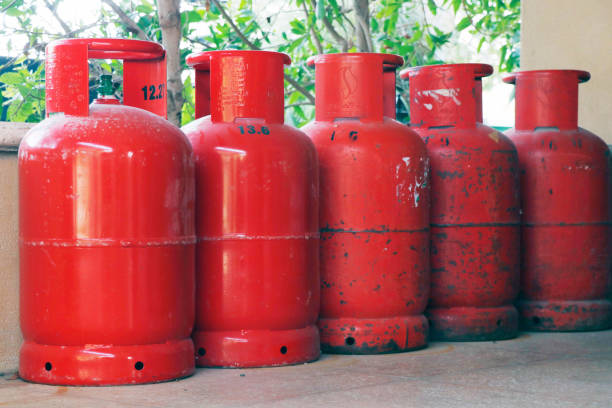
left=400, top=63, right=520, bottom=341
left=19, top=39, right=195, bottom=385
left=181, top=50, right=320, bottom=367
left=303, top=53, right=430, bottom=354
left=504, top=70, right=612, bottom=331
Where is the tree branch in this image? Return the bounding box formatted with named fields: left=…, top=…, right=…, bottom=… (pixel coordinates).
left=66, top=20, right=104, bottom=36
left=353, top=0, right=372, bottom=52
left=284, top=75, right=315, bottom=105
left=210, top=0, right=258, bottom=48
left=286, top=102, right=314, bottom=108
left=460, top=0, right=495, bottom=37
left=208, top=0, right=315, bottom=104
left=301, top=0, right=323, bottom=54
left=101, top=0, right=150, bottom=40
left=8, top=20, right=101, bottom=38
left=310, top=0, right=349, bottom=52
left=186, top=36, right=216, bottom=50
left=44, top=0, right=72, bottom=35
left=158, top=0, right=183, bottom=125
left=0, top=0, right=18, bottom=13
left=418, top=0, right=434, bottom=37
left=0, top=11, right=101, bottom=71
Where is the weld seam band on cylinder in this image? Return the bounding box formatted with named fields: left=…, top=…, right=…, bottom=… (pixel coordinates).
left=197, top=233, right=320, bottom=241
left=522, top=221, right=612, bottom=227
left=431, top=222, right=520, bottom=228
left=320, top=227, right=430, bottom=233
left=21, top=236, right=197, bottom=247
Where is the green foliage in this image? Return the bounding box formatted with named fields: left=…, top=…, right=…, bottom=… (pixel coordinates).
left=0, top=0, right=521, bottom=124
left=0, top=57, right=45, bottom=122
left=181, top=73, right=196, bottom=125
left=443, top=0, right=520, bottom=72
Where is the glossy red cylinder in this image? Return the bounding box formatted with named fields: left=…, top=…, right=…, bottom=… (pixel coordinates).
left=303, top=53, right=430, bottom=354
left=504, top=70, right=612, bottom=331
left=182, top=50, right=320, bottom=367
left=19, top=39, right=196, bottom=385
left=401, top=63, right=520, bottom=341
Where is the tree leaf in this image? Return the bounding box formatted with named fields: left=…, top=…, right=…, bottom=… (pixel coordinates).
left=407, top=28, right=423, bottom=44
left=452, top=0, right=461, bottom=13
left=187, top=10, right=203, bottom=23
left=0, top=72, right=24, bottom=86
left=287, top=36, right=306, bottom=52
left=316, top=0, right=325, bottom=20
left=477, top=36, right=486, bottom=53
left=288, top=91, right=302, bottom=105
left=292, top=105, right=306, bottom=120
left=499, top=44, right=508, bottom=70
left=425, top=34, right=434, bottom=49
left=456, top=16, right=471, bottom=31
left=136, top=5, right=153, bottom=14
left=427, top=0, right=437, bottom=16
left=289, top=20, right=306, bottom=35
left=5, top=7, right=22, bottom=16
left=328, top=0, right=341, bottom=16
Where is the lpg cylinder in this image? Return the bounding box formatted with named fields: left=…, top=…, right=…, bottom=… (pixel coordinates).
left=19, top=39, right=195, bottom=385
left=303, top=53, right=430, bottom=354
left=400, top=63, right=520, bottom=341
left=181, top=51, right=320, bottom=367
left=504, top=70, right=612, bottom=331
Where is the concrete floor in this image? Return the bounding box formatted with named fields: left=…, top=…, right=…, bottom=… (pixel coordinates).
left=0, top=331, right=611, bottom=407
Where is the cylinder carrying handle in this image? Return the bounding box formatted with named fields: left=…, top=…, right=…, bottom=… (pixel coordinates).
left=45, top=38, right=167, bottom=118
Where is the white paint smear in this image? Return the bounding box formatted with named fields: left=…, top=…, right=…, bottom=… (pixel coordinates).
left=418, top=88, right=462, bottom=106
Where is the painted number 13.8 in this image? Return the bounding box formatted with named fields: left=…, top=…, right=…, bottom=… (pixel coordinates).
left=238, top=125, right=270, bottom=135
left=141, top=84, right=165, bottom=100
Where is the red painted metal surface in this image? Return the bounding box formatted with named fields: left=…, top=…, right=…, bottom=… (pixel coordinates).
left=19, top=39, right=196, bottom=385
left=182, top=50, right=320, bottom=367
left=303, top=53, right=430, bottom=354
left=504, top=70, right=612, bottom=331
left=401, top=63, right=520, bottom=341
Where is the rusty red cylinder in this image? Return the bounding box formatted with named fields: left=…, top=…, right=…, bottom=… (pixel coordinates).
left=303, top=53, right=430, bottom=354
left=181, top=51, right=320, bottom=367
left=400, top=63, right=520, bottom=341
left=504, top=70, right=612, bottom=331
left=18, top=39, right=196, bottom=385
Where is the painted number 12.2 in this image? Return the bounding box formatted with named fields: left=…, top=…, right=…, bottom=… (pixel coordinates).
left=142, top=84, right=165, bottom=100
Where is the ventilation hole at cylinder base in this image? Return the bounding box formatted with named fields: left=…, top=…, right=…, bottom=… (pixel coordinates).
left=532, top=316, right=541, bottom=325
left=134, top=361, right=144, bottom=371
left=345, top=337, right=356, bottom=346
left=280, top=346, right=288, bottom=354
left=198, top=348, right=206, bottom=356
left=44, top=362, right=52, bottom=371
left=496, top=319, right=502, bottom=327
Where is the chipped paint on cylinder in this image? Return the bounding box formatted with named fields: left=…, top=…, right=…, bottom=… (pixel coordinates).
left=401, top=63, right=520, bottom=341
left=304, top=53, right=430, bottom=354
left=504, top=70, right=612, bottom=331
left=19, top=39, right=196, bottom=385
left=182, top=51, right=321, bottom=367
